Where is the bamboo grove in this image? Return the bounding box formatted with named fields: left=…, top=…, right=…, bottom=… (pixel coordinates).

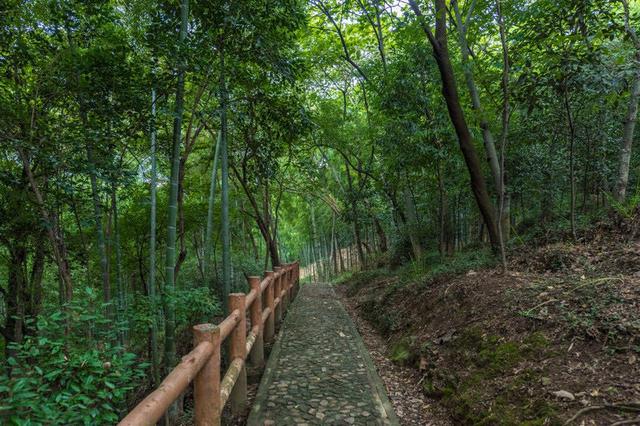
left=1, top=0, right=640, bottom=422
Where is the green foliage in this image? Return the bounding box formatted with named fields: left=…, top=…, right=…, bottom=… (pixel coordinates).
left=174, top=287, right=222, bottom=327
left=396, top=248, right=497, bottom=286
left=607, top=186, right=640, bottom=219
left=0, top=302, right=147, bottom=425
left=388, top=338, right=416, bottom=366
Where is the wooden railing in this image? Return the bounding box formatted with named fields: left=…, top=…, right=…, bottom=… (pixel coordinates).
left=119, top=262, right=300, bottom=426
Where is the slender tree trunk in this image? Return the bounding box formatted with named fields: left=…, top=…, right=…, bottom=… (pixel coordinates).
left=344, top=161, right=365, bottom=268
left=111, top=184, right=126, bottom=346
left=163, top=0, right=189, bottom=383
left=452, top=0, right=501, bottom=192
left=615, top=63, right=640, bottom=202
left=337, top=233, right=345, bottom=273
left=26, top=234, right=45, bottom=335
left=264, top=182, right=282, bottom=267
left=205, top=132, right=221, bottom=286
left=4, top=244, right=26, bottom=359
left=373, top=216, right=387, bottom=253
left=615, top=0, right=640, bottom=202
left=18, top=149, right=73, bottom=301
left=86, top=143, right=111, bottom=314
left=232, top=168, right=281, bottom=268
left=404, top=189, right=423, bottom=260
left=148, top=87, right=160, bottom=386
left=436, top=159, right=451, bottom=255
left=310, top=205, right=320, bottom=278
left=330, top=213, right=338, bottom=274
left=496, top=0, right=509, bottom=271
left=563, top=87, right=577, bottom=239
left=310, top=238, right=318, bottom=281
left=219, top=29, right=231, bottom=315
left=409, top=0, right=499, bottom=252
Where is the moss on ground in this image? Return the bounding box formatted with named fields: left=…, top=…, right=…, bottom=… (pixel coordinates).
left=385, top=328, right=561, bottom=425
left=388, top=337, right=419, bottom=366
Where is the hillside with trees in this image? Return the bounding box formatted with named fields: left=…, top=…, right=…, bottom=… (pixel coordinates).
left=1, top=0, right=640, bottom=424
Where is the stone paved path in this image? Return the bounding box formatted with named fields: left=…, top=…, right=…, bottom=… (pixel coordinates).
left=248, top=284, right=398, bottom=426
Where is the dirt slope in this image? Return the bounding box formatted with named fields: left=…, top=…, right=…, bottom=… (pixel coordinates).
left=340, top=229, right=640, bottom=425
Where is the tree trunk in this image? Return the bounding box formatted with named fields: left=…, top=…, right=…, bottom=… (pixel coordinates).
left=148, top=87, right=160, bottom=386
left=111, top=183, right=126, bottom=346
left=264, top=182, right=281, bottom=267
left=163, top=0, right=189, bottom=382
left=496, top=0, right=510, bottom=271
left=4, top=244, right=26, bottom=359
left=344, top=161, right=365, bottom=268
left=337, top=233, right=345, bottom=273
left=205, top=132, right=221, bottom=285
left=409, top=0, right=500, bottom=253
left=310, top=205, right=320, bottom=278
left=437, top=160, right=452, bottom=255
left=615, top=1, right=640, bottom=202
left=18, top=149, right=73, bottom=301
left=26, top=234, right=45, bottom=335
left=452, top=0, right=501, bottom=193
left=220, top=30, right=231, bottom=315
left=86, top=143, right=111, bottom=316
left=615, top=64, right=640, bottom=202
left=330, top=213, right=338, bottom=274
left=373, top=216, right=387, bottom=253
left=404, top=189, right=423, bottom=260
left=563, top=87, right=577, bottom=239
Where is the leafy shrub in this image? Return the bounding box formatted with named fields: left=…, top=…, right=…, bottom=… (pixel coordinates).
left=607, top=186, right=640, bottom=219
left=174, top=286, right=222, bottom=326
left=0, top=294, right=148, bottom=425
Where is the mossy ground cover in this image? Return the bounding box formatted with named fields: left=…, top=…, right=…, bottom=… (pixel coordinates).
left=436, top=329, right=558, bottom=425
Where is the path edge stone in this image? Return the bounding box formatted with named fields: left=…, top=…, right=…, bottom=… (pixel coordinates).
left=330, top=285, right=400, bottom=426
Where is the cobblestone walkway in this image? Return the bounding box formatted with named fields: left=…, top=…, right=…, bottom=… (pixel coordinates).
left=248, top=284, right=398, bottom=426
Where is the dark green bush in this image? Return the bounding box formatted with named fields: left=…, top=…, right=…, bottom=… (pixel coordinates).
left=0, top=291, right=148, bottom=425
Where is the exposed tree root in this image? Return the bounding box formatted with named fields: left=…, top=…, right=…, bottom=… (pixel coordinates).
left=609, top=416, right=640, bottom=426
left=565, top=402, right=640, bottom=425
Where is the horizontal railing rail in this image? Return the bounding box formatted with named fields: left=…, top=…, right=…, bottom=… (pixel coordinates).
left=119, top=262, right=300, bottom=426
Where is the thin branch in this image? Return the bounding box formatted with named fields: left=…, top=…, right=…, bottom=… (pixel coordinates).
left=408, top=0, right=438, bottom=50
left=313, top=0, right=371, bottom=82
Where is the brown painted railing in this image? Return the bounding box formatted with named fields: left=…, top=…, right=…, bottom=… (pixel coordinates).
left=119, top=262, right=300, bottom=426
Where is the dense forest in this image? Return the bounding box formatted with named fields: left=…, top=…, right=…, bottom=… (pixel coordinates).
left=2, top=0, right=640, bottom=424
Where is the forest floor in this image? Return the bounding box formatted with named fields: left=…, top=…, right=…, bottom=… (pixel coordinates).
left=337, top=220, right=640, bottom=425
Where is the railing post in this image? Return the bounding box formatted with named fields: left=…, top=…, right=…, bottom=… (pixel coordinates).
left=281, top=266, right=289, bottom=314
left=229, top=293, right=247, bottom=415
left=248, top=276, right=264, bottom=367
left=264, top=271, right=275, bottom=343
left=193, top=324, right=221, bottom=426
left=294, top=262, right=299, bottom=298
left=287, top=265, right=293, bottom=302
left=273, top=266, right=283, bottom=323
